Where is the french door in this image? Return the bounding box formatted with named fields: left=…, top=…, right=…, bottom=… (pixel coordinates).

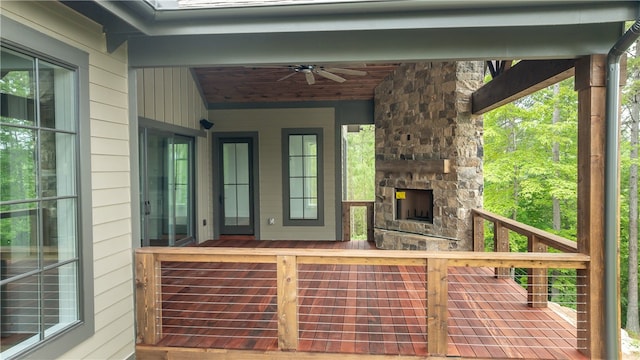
left=139, top=128, right=195, bottom=247
left=219, top=137, right=255, bottom=235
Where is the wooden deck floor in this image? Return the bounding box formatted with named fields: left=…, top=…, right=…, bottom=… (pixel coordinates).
left=153, top=240, right=587, bottom=359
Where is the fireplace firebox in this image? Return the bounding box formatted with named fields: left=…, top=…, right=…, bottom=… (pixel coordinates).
left=395, top=189, right=434, bottom=223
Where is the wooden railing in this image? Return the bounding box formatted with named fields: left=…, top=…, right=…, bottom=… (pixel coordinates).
left=135, top=246, right=589, bottom=359
left=341, top=201, right=374, bottom=242
left=472, top=208, right=579, bottom=308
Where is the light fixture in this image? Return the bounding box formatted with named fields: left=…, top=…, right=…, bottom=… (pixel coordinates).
left=200, top=119, right=214, bottom=130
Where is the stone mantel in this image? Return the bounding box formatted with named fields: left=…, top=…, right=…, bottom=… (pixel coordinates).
left=376, top=159, right=450, bottom=174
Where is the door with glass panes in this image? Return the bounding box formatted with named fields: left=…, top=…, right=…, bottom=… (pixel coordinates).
left=139, top=129, right=195, bottom=247
left=219, top=138, right=255, bottom=235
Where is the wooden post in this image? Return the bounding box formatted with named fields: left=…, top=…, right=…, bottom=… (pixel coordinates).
left=135, top=252, right=162, bottom=345
left=426, top=258, right=448, bottom=356
left=366, top=202, right=374, bottom=242
left=342, top=203, right=351, bottom=241
left=575, top=54, right=607, bottom=358
left=527, top=235, right=548, bottom=308
left=277, top=255, right=298, bottom=351
left=473, top=213, right=485, bottom=252
left=494, top=222, right=510, bottom=278
left=342, top=201, right=375, bottom=242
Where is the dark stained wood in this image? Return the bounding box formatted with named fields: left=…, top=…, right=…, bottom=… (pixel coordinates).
left=138, top=240, right=588, bottom=360
left=575, top=54, right=607, bottom=359
left=194, top=64, right=398, bottom=104
left=473, top=208, right=578, bottom=253
left=472, top=214, right=485, bottom=252
left=136, top=346, right=456, bottom=360
left=472, top=59, right=576, bottom=114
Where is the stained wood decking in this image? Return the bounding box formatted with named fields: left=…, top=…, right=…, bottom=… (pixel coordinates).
left=152, top=240, right=587, bottom=359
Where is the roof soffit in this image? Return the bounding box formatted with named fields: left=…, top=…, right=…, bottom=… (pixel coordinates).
left=81, top=0, right=638, bottom=37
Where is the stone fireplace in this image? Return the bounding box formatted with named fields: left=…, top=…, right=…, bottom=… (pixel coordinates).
left=374, top=61, right=484, bottom=251
left=395, top=188, right=433, bottom=223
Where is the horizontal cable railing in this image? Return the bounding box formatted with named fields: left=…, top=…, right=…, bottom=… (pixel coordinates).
left=448, top=266, right=586, bottom=359
left=470, top=208, right=588, bottom=359
left=136, top=246, right=589, bottom=359
left=159, top=262, right=278, bottom=350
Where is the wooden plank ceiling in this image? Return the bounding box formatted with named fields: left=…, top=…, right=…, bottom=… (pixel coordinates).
left=193, top=64, right=398, bottom=104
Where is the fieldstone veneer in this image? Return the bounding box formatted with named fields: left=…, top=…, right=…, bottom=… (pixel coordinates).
left=374, top=61, right=484, bottom=250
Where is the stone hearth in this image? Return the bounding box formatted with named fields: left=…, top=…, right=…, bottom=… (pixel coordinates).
left=374, top=61, right=484, bottom=251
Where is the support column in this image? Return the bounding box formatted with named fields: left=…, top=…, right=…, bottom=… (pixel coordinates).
left=575, top=54, right=607, bottom=359
left=277, top=255, right=298, bottom=351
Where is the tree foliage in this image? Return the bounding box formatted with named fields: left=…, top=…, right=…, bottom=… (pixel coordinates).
left=344, top=125, right=375, bottom=239
left=484, top=60, right=639, bottom=328
left=484, top=78, right=578, bottom=242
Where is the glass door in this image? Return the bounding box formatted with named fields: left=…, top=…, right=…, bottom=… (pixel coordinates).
left=220, top=138, right=254, bottom=235
left=140, top=128, right=195, bottom=246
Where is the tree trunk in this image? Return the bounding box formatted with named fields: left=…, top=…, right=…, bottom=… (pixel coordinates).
left=627, top=93, right=640, bottom=334
left=552, top=83, right=561, bottom=232
left=551, top=83, right=561, bottom=300
left=510, top=119, right=519, bottom=221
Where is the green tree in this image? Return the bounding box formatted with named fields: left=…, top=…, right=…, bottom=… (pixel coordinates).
left=621, top=38, right=640, bottom=334
left=484, top=78, right=578, bottom=241
left=344, top=125, right=375, bottom=239
left=484, top=78, right=580, bottom=306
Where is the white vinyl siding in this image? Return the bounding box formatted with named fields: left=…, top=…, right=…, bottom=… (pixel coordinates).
left=0, top=1, right=134, bottom=359
left=211, top=107, right=336, bottom=240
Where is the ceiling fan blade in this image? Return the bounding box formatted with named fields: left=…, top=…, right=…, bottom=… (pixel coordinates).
left=324, top=68, right=367, bottom=76
left=277, top=72, right=298, bottom=82
left=305, top=71, right=315, bottom=85
left=244, top=65, right=290, bottom=69
left=316, top=69, right=346, bottom=83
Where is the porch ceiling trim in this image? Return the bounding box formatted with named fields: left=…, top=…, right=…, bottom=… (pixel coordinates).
left=127, top=23, right=623, bottom=68
left=100, top=1, right=635, bottom=36
left=69, top=1, right=637, bottom=37
left=62, top=1, right=638, bottom=59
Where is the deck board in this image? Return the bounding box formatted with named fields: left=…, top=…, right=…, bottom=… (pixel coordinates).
left=149, top=240, right=587, bottom=359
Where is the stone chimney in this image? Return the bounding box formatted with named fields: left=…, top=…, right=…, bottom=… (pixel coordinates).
left=374, top=61, right=484, bottom=250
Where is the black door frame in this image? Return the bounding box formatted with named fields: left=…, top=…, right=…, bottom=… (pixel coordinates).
left=212, top=132, right=260, bottom=239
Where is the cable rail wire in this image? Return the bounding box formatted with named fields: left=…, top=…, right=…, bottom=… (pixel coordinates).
left=138, top=254, right=587, bottom=359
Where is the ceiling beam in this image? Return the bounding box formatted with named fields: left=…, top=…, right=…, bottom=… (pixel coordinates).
left=128, top=24, right=620, bottom=68
left=472, top=59, right=576, bottom=115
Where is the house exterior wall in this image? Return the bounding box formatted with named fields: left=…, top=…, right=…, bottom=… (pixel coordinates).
left=0, top=1, right=135, bottom=359
left=210, top=108, right=337, bottom=240
left=136, top=68, right=213, bottom=242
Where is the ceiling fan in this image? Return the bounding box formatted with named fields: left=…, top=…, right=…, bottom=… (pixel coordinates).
left=275, top=65, right=368, bottom=85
